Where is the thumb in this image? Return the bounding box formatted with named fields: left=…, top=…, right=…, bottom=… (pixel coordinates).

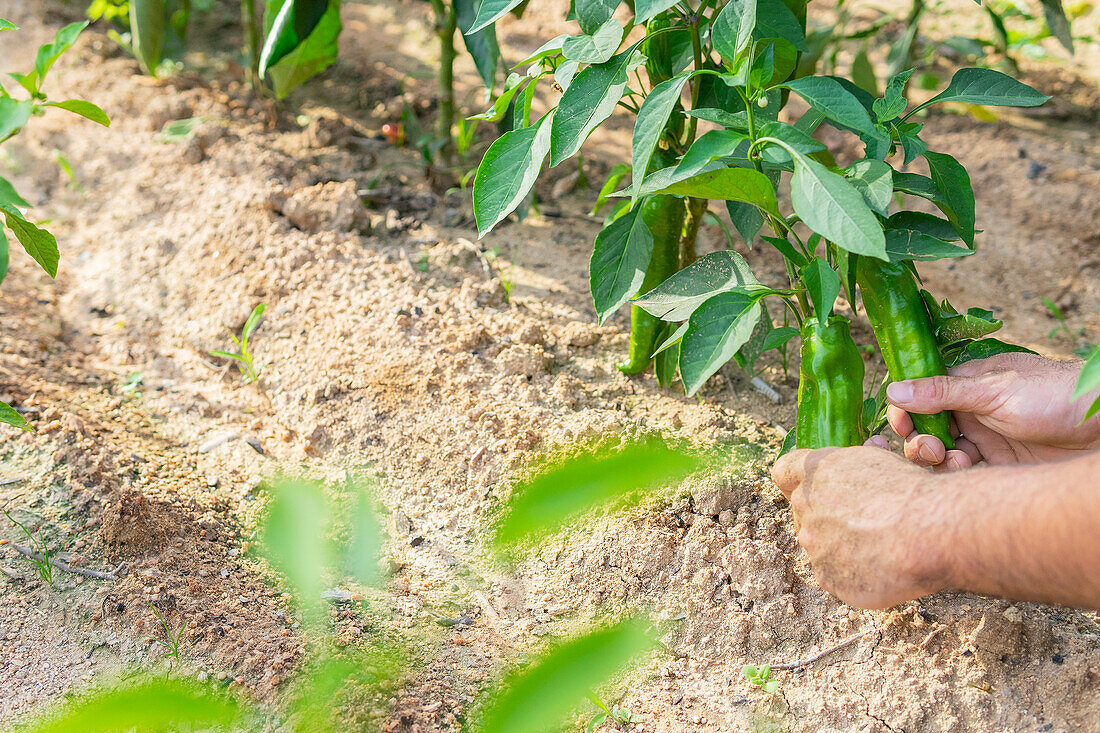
left=887, top=374, right=998, bottom=415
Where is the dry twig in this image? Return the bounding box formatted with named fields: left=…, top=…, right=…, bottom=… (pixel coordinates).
left=770, top=629, right=871, bottom=671
left=11, top=544, right=124, bottom=581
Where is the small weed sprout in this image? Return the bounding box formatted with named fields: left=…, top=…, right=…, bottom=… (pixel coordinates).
left=147, top=602, right=189, bottom=667
left=120, top=371, right=144, bottom=395
left=211, top=304, right=266, bottom=384
left=1042, top=297, right=1096, bottom=358
left=742, top=664, right=779, bottom=693
left=3, top=509, right=54, bottom=584
left=587, top=692, right=644, bottom=731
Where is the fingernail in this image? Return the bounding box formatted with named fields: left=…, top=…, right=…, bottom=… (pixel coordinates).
left=887, top=381, right=914, bottom=404
left=919, top=444, right=938, bottom=463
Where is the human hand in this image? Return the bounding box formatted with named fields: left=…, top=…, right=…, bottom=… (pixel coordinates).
left=772, top=447, right=955, bottom=609
left=866, top=353, right=1100, bottom=470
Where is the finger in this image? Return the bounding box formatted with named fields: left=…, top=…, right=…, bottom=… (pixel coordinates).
left=954, top=436, right=983, bottom=465
left=933, top=449, right=973, bottom=473
left=772, top=448, right=836, bottom=500
left=886, top=374, right=998, bottom=416
left=903, top=432, right=946, bottom=467
left=886, top=404, right=914, bottom=438
left=864, top=434, right=890, bottom=450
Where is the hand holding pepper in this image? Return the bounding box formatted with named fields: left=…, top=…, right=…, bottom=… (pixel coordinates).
left=866, top=353, right=1100, bottom=469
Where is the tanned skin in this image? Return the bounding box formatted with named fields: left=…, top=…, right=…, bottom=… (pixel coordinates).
left=772, top=353, right=1100, bottom=610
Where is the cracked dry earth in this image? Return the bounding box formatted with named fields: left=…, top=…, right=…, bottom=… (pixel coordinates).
left=2, top=0, right=1100, bottom=731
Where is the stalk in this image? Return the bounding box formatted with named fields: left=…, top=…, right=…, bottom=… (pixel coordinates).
left=430, top=0, right=458, bottom=154
left=743, top=88, right=812, bottom=321
left=241, top=0, right=260, bottom=90
left=680, top=198, right=706, bottom=266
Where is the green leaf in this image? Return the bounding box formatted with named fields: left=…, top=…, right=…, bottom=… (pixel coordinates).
left=946, top=338, right=1036, bottom=368
left=261, top=0, right=341, bottom=98
left=761, top=325, right=798, bottom=351
left=1073, top=346, right=1100, bottom=409
left=634, top=0, right=679, bottom=24
left=896, top=125, right=927, bottom=165
left=779, top=76, right=875, bottom=135
left=0, top=98, right=34, bottom=141
left=711, top=0, right=757, bottom=63
left=478, top=619, right=656, bottom=733
left=260, top=478, right=331, bottom=620
left=654, top=331, right=680, bottom=387
left=633, top=162, right=721, bottom=198
left=243, top=303, right=266, bottom=339
left=913, top=68, right=1050, bottom=115
left=851, top=47, right=878, bottom=97
left=562, top=18, right=622, bottom=63
left=924, top=151, right=975, bottom=247
left=34, top=21, right=89, bottom=83
left=874, top=68, right=912, bottom=122
left=630, top=71, right=692, bottom=201
left=590, top=206, right=654, bottom=324
left=1039, top=0, right=1074, bottom=54
left=465, top=0, right=525, bottom=34
left=756, top=120, right=824, bottom=165
left=921, top=291, right=1003, bottom=345
left=592, top=163, right=631, bottom=215
left=21, top=678, right=241, bottom=733
left=754, top=0, right=806, bottom=51
left=0, top=177, right=30, bottom=209
left=887, top=211, right=960, bottom=241
left=457, top=0, right=503, bottom=89
left=777, top=427, right=797, bottom=457
left=470, top=73, right=530, bottom=122
left=654, top=321, right=689, bottom=355
left=649, top=167, right=779, bottom=215
left=42, top=100, right=110, bottom=126
left=0, top=19, right=17, bottom=31
left=885, top=229, right=972, bottom=262
left=726, top=200, right=763, bottom=245
left=0, top=400, right=31, bottom=432
left=675, top=130, right=750, bottom=178
left=574, top=0, right=620, bottom=34
left=680, top=291, right=763, bottom=395
left=843, top=158, right=892, bottom=216
left=550, top=43, right=644, bottom=166
left=209, top=349, right=243, bottom=362
left=493, top=437, right=706, bottom=548
left=761, top=234, right=807, bottom=267
left=260, top=0, right=330, bottom=71
left=473, top=112, right=553, bottom=237
left=801, top=257, right=839, bottom=319
left=634, top=250, right=762, bottom=321
left=1, top=207, right=58, bottom=277
left=514, top=34, right=568, bottom=65
left=129, top=0, right=165, bottom=76
left=783, top=148, right=886, bottom=259
left=892, top=171, right=937, bottom=198
left=684, top=107, right=749, bottom=130
left=0, top=228, right=7, bottom=284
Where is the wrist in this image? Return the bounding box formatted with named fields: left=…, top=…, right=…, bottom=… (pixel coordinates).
left=905, top=472, right=969, bottom=593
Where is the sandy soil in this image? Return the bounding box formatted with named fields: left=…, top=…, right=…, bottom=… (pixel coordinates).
left=1, top=0, right=1099, bottom=731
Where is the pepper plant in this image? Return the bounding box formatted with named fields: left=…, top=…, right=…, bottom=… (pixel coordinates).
left=1, top=21, right=111, bottom=431
left=471, top=0, right=1049, bottom=450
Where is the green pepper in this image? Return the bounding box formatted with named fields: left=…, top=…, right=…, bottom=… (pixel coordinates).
left=857, top=258, right=955, bottom=449
left=618, top=193, right=685, bottom=374
left=796, top=316, right=866, bottom=448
